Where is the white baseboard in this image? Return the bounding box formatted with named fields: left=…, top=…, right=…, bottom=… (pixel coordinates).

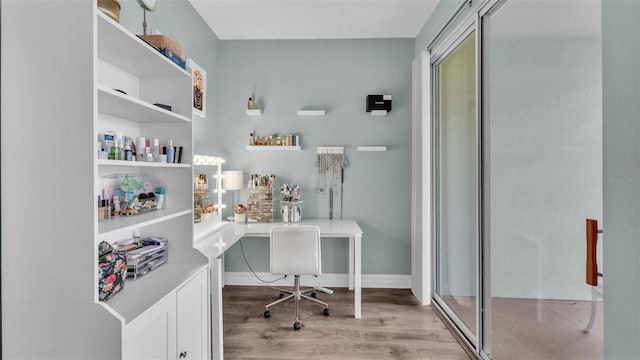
left=224, top=272, right=411, bottom=289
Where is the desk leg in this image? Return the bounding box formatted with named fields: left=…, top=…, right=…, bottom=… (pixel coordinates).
left=355, top=233, right=362, bottom=319
left=211, top=257, right=224, bottom=360
left=349, top=236, right=354, bottom=291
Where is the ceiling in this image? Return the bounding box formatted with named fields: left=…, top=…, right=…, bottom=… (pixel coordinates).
left=187, top=0, right=441, bottom=40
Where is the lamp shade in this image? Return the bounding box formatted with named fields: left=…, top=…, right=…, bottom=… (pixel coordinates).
left=223, top=170, right=244, bottom=191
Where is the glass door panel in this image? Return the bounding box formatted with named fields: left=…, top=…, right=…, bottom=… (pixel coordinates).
left=435, top=32, right=477, bottom=338
left=482, top=0, right=603, bottom=358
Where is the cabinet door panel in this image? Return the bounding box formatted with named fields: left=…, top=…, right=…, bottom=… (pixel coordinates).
left=177, top=270, right=209, bottom=359
left=123, top=294, right=176, bottom=360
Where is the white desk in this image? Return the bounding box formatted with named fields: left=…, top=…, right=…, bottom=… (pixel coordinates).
left=194, top=219, right=363, bottom=360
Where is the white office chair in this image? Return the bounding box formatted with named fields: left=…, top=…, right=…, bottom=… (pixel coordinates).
left=264, top=225, right=331, bottom=330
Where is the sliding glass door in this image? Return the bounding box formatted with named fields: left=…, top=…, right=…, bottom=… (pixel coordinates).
left=434, top=30, right=478, bottom=343
left=432, top=1, right=603, bottom=358
left=481, top=0, right=603, bottom=358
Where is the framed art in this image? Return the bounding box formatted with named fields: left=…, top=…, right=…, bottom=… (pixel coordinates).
left=186, top=58, right=206, bottom=118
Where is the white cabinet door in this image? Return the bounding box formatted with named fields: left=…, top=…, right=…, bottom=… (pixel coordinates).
left=122, top=294, right=177, bottom=360
left=176, top=269, right=209, bottom=360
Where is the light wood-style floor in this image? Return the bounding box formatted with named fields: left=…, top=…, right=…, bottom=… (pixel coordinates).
left=223, top=286, right=471, bottom=360
left=444, top=296, right=603, bottom=360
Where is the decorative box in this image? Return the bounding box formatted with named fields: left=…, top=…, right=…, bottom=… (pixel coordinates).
left=98, top=241, right=127, bottom=302
left=139, top=35, right=183, bottom=58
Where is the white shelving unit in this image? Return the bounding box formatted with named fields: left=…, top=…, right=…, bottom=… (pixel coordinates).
left=3, top=4, right=209, bottom=359
left=95, top=7, right=207, bottom=318
left=297, top=109, right=326, bottom=116
left=1, top=1, right=209, bottom=359
left=246, top=145, right=301, bottom=151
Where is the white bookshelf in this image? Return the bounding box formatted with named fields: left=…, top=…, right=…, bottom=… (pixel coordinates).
left=3, top=4, right=209, bottom=359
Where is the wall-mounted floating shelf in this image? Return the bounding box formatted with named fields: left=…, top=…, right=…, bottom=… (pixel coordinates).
left=317, top=146, right=344, bottom=154
left=297, top=109, right=325, bottom=116
left=357, top=146, right=387, bottom=152
left=370, top=110, right=388, bottom=116
left=246, top=109, right=262, bottom=116
left=246, top=146, right=301, bottom=151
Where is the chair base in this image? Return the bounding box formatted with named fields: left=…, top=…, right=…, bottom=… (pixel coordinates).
left=264, top=275, right=330, bottom=330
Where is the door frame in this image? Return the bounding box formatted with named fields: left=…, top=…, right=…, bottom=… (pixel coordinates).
left=430, top=16, right=482, bottom=353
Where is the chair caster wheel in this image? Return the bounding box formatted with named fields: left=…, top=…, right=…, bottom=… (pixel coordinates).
left=323, top=307, right=330, bottom=316
left=311, top=292, right=317, bottom=298
left=264, top=310, right=271, bottom=318
left=279, top=292, right=286, bottom=299
left=293, top=321, right=301, bottom=330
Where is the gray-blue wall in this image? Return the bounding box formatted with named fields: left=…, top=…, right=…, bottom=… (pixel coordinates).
left=118, top=2, right=415, bottom=276
left=119, top=0, right=221, bottom=156
left=218, top=39, right=415, bottom=275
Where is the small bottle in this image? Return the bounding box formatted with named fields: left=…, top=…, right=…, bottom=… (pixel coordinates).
left=108, top=141, right=121, bottom=160
left=151, top=138, right=160, bottom=162
left=249, top=133, right=255, bottom=145
left=145, top=147, right=154, bottom=162
left=124, top=143, right=133, bottom=161
left=136, top=137, right=146, bottom=161
left=166, top=140, right=175, bottom=163
left=248, top=97, right=254, bottom=110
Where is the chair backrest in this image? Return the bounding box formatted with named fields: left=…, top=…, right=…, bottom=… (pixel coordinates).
left=270, top=225, right=321, bottom=276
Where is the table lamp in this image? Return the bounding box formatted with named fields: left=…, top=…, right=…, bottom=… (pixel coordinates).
left=223, top=170, right=244, bottom=219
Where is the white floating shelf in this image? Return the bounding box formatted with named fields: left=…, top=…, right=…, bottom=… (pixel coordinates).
left=357, top=146, right=387, bottom=152
left=317, top=146, right=344, bottom=154
left=246, top=145, right=301, bottom=151
left=370, top=110, right=388, bottom=116
left=297, top=110, right=325, bottom=116
left=246, top=109, right=263, bottom=116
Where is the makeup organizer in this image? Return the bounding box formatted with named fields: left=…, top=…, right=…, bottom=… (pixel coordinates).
left=246, top=174, right=276, bottom=222
left=281, top=183, right=302, bottom=223
left=99, top=174, right=166, bottom=220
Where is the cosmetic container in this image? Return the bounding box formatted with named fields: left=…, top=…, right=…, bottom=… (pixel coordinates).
left=151, top=138, right=160, bottom=162
left=166, top=140, right=175, bottom=163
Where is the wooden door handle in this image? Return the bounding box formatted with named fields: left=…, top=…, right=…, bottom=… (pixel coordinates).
left=586, top=218, right=599, bottom=286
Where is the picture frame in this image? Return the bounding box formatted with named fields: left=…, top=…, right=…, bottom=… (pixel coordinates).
left=186, top=58, right=207, bottom=118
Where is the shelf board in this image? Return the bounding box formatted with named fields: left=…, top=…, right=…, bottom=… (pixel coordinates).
left=97, top=159, right=191, bottom=168
left=297, top=110, right=325, bottom=116
left=98, top=85, right=191, bottom=123
left=98, top=208, right=191, bottom=237
left=246, top=145, right=301, bottom=151
left=101, top=248, right=208, bottom=324
left=357, top=146, right=387, bottom=152
left=246, top=109, right=263, bottom=116
left=370, top=110, right=388, bottom=116
left=97, top=12, right=189, bottom=79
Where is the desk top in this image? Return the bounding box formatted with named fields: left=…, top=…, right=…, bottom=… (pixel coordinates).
left=242, top=219, right=363, bottom=237
left=194, top=219, right=362, bottom=259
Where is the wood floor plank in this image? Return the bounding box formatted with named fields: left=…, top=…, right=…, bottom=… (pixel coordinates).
left=223, top=286, right=470, bottom=360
